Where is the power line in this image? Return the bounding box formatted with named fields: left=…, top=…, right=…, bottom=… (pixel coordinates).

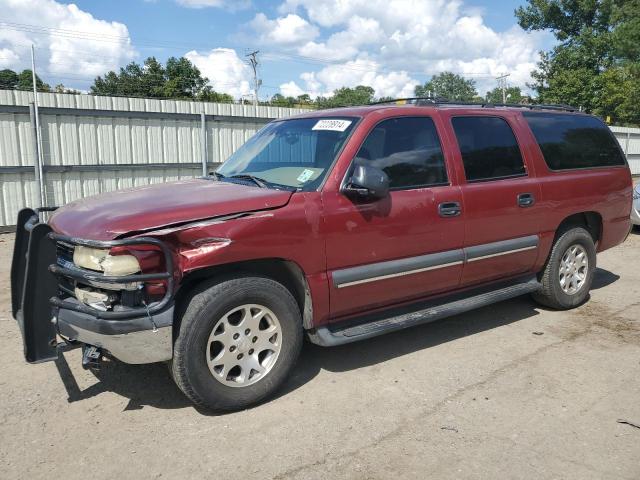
left=0, top=20, right=498, bottom=80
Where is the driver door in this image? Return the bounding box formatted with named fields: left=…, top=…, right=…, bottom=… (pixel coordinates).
left=322, top=115, right=465, bottom=319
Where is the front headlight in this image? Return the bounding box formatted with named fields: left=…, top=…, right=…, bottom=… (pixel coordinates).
left=73, top=246, right=141, bottom=276
left=634, top=185, right=640, bottom=200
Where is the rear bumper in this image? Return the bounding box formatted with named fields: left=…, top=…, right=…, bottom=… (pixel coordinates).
left=10, top=207, right=175, bottom=365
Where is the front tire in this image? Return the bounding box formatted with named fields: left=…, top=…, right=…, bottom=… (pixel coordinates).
left=172, top=275, right=303, bottom=411
left=532, top=227, right=596, bottom=310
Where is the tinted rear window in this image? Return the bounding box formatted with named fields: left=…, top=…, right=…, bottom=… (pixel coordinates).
left=452, top=116, right=526, bottom=182
left=523, top=113, right=625, bottom=170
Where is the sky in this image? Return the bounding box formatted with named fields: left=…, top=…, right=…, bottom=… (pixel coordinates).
left=0, top=0, right=554, bottom=99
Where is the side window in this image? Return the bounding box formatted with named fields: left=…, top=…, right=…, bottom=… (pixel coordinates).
left=523, top=112, right=626, bottom=170
left=355, top=117, right=448, bottom=189
left=452, top=116, right=526, bottom=182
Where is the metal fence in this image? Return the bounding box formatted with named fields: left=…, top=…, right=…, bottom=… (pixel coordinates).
left=1, top=89, right=639, bottom=230
left=0, top=89, right=312, bottom=229
left=610, top=126, right=640, bottom=175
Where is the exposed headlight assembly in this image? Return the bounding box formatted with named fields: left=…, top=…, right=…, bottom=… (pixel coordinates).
left=73, top=246, right=141, bottom=276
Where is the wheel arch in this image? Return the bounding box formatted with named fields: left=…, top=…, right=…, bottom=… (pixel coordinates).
left=554, top=211, right=602, bottom=245
left=173, top=258, right=313, bottom=339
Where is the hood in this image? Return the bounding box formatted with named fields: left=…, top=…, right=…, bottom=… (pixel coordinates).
left=49, top=179, right=293, bottom=240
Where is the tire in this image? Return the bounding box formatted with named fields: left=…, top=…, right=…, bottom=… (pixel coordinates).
left=171, top=275, right=303, bottom=411
left=532, top=227, right=596, bottom=310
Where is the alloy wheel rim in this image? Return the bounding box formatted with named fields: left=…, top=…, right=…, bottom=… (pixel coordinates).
left=206, top=304, right=282, bottom=387
left=559, top=244, right=588, bottom=295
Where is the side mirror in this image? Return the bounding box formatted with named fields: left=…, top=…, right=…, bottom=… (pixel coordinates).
left=342, top=164, right=390, bottom=201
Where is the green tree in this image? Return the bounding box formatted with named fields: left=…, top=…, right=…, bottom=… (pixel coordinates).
left=516, top=0, right=640, bottom=125
left=0, top=69, right=18, bottom=89
left=296, top=93, right=312, bottom=105
left=316, top=85, right=375, bottom=108
left=163, top=56, right=207, bottom=98
left=91, top=56, right=232, bottom=101
left=198, top=87, right=234, bottom=103
left=414, top=72, right=477, bottom=101
left=16, top=69, right=50, bottom=92
left=485, top=86, right=523, bottom=104
left=53, top=84, right=79, bottom=94
left=270, top=93, right=293, bottom=107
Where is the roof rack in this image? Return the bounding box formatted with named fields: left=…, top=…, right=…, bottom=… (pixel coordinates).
left=370, top=97, right=580, bottom=113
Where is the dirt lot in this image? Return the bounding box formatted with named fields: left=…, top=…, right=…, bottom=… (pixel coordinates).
left=0, top=231, right=639, bottom=480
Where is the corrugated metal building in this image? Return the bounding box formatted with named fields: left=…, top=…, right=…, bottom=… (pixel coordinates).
left=610, top=126, right=640, bottom=175
left=0, top=90, right=312, bottom=228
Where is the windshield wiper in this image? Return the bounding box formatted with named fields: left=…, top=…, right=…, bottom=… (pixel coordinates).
left=228, top=174, right=269, bottom=188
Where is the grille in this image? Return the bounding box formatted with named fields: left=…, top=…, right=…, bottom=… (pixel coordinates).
left=55, top=242, right=76, bottom=296
left=56, top=241, right=75, bottom=264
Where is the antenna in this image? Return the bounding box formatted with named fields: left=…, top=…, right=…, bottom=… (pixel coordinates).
left=245, top=50, right=260, bottom=108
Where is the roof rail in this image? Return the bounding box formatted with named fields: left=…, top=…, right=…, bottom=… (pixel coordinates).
left=370, top=97, right=580, bottom=112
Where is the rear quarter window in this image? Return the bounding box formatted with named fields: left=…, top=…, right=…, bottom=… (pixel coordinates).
left=523, top=112, right=626, bottom=170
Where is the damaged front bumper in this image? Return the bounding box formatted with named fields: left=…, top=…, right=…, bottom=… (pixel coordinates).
left=11, top=208, right=175, bottom=365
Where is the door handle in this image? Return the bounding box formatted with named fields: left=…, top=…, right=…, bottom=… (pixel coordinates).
left=438, top=202, right=461, bottom=217
left=517, top=193, right=535, bottom=207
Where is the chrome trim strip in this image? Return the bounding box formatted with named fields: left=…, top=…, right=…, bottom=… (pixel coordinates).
left=332, top=249, right=465, bottom=288
left=332, top=234, right=540, bottom=289
left=466, top=245, right=538, bottom=262
left=336, top=260, right=463, bottom=288
left=465, top=234, right=539, bottom=261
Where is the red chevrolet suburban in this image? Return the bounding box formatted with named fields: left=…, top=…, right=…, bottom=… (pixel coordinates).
left=11, top=100, right=633, bottom=411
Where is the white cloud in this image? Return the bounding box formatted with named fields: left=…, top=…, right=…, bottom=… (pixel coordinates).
left=0, top=48, right=19, bottom=69
left=0, top=0, right=135, bottom=83
left=185, top=48, right=252, bottom=98
left=269, top=0, right=548, bottom=97
left=249, top=13, right=319, bottom=46
left=176, top=0, right=251, bottom=9
left=298, top=16, right=384, bottom=61
left=279, top=80, right=305, bottom=97
left=283, top=58, right=418, bottom=98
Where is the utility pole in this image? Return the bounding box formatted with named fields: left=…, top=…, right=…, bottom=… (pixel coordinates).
left=495, top=73, right=510, bottom=103
left=246, top=50, right=260, bottom=108
left=30, top=44, right=45, bottom=207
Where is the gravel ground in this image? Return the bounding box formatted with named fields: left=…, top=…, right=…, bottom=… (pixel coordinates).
left=0, top=230, right=639, bottom=480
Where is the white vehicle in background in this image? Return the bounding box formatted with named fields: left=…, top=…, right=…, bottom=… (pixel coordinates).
left=632, top=183, right=640, bottom=227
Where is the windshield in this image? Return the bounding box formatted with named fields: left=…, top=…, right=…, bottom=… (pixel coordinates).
left=216, top=116, right=357, bottom=191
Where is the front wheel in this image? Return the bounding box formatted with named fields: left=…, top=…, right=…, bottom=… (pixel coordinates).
left=171, top=275, right=303, bottom=411
left=532, top=227, right=596, bottom=310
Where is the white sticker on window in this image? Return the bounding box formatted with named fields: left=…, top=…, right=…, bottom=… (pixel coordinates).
left=297, top=169, right=315, bottom=183
left=312, top=119, right=352, bottom=132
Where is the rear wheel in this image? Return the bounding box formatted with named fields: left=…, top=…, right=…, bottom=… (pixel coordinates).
left=532, top=227, right=596, bottom=310
left=172, top=275, right=303, bottom=411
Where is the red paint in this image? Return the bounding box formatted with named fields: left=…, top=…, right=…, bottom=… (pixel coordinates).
left=48, top=105, right=633, bottom=328
left=49, top=179, right=292, bottom=240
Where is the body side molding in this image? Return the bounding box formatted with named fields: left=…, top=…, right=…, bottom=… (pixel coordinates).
left=332, top=235, right=540, bottom=289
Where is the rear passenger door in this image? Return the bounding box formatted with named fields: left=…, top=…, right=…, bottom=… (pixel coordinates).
left=448, top=114, right=544, bottom=286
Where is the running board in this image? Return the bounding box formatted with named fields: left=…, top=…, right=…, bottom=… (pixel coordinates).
left=308, top=276, right=541, bottom=347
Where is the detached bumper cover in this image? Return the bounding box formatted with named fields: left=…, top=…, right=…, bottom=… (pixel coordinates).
left=56, top=299, right=173, bottom=364
left=10, top=207, right=175, bottom=364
